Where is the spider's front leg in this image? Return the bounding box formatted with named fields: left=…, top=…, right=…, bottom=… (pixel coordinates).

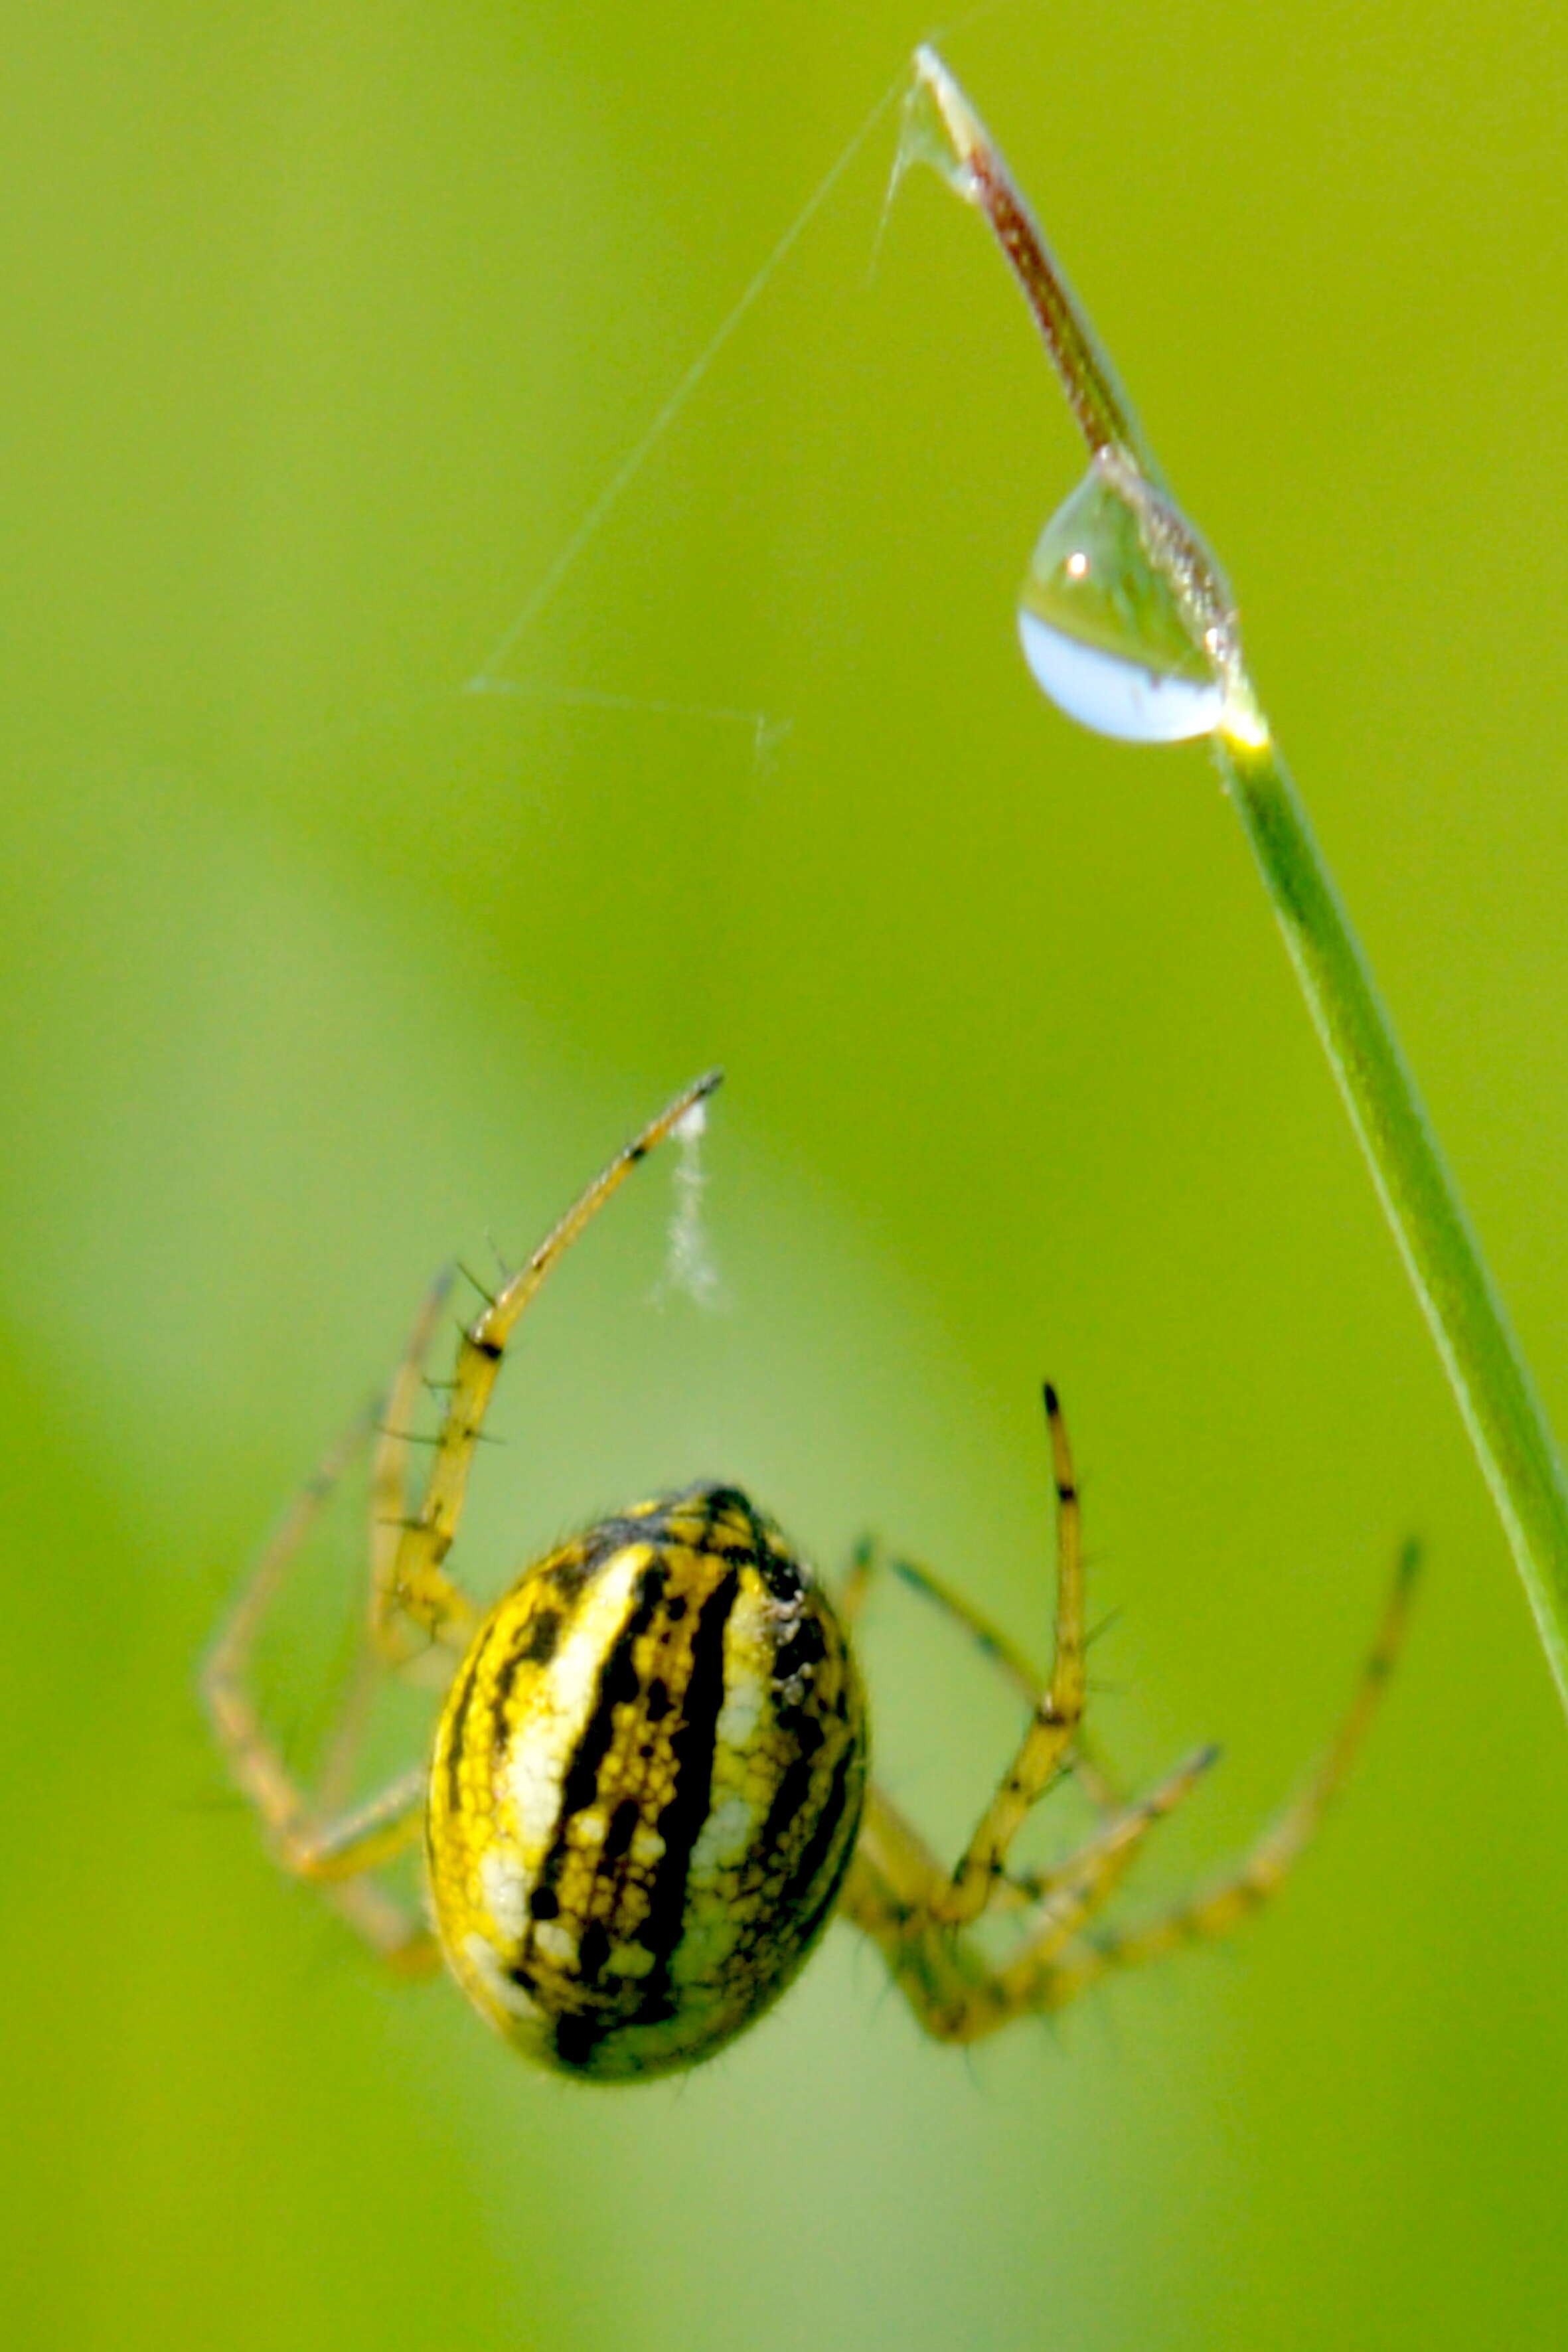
left=375, top=1070, right=722, bottom=1654
left=207, top=1070, right=722, bottom=1984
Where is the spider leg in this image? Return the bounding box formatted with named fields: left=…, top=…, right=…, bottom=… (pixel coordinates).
left=321, top=1879, right=442, bottom=1976
left=840, top=1409, right=1120, bottom=1834
left=303, top=1269, right=465, bottom=1820
left=381, top=1070, right=722, bottom=1648
left=850, top=1781, right=953, bottom=1907
left=840, top=1743, right=1217, bottom=2040
left=200, top=1415, right=439, bottom=1968
left=1034, top=1538, right=1422, bottom=2010
left=877, top=1541, right=1125, bottom=1816
left=313, top=1639, right=393, bottom=1824
left=943, top=1745, right=1220, bottom=2035
left=837, top=1533, right=879, bottom=1631
left=843, top=1539, right=1419, bottom=2041
left=882, top=1546, right=1044, bottom=1693
left=367, top=1264, right=459, bottom=1661
left=202, top=1403, right=374, bottom=1835
left=931, top=1384, right=1085, bottom=1924
left=837, top=1798, right=970, bottom=2022
left=838, top=1537, right=1097, bottom=1918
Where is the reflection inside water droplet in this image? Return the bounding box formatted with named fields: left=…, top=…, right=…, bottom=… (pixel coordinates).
left=1017, top=467, right=1225, bottom=743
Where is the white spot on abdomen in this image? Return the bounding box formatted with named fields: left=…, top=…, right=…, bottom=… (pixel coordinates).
left=479, top=1844, right=533, bottom=1944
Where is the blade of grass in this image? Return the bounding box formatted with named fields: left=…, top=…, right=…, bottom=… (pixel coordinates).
left=907, top=44, right=1568, bottom=1719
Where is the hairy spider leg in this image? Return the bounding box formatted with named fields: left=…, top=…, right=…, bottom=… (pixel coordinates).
left=367, top=1265, right=459, bottom=1660
left=843, top=1740, right=1217, bottom=2034
left=838, top=1535, right=1419, bottom=2042
left=311, top=1267, right=459, bottom=1821
left=378, top=1070, right=723, bottom=1654
left=204, top=1073, right=721, bottom=1971
left=853, top=1534, right=1126, bottom=1820
left=1034, top=1537, right=1423, bottom=2009
left=929, top=1383, right=1085, bottom=1924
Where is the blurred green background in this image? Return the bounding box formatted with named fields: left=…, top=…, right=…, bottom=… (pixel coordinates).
left=5, top=3, right=1568, bottom=2347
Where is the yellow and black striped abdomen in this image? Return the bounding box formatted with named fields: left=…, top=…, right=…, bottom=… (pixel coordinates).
left=426, top=1486, right=866, bottom=2081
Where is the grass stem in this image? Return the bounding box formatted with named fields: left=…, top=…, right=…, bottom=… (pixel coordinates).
left=909, top=44, right=1568, bottom=1719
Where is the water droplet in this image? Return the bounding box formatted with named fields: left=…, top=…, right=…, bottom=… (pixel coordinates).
left=1017, top=467, right=1225, bottom=743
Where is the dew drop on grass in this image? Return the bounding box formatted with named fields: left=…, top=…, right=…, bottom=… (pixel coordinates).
left=1017, top=467, right=1226, bottom=742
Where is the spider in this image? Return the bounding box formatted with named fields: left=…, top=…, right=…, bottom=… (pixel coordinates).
left=202, top=1071, right=1417, bottom=2083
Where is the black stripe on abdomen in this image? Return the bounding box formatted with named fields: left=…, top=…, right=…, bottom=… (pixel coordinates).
left=535, top=1558, right=668, bottom=1901
left=781, top=1741, right=861, bottom=1937
left=639, top=1566, right=743, bottom=1974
